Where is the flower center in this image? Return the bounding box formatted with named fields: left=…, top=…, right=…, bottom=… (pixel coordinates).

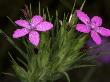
left=87, top=23, right=100, bottom=31
left=30, top=23, right=36, bottom=29
left=27, top=23, right=36, bottom=32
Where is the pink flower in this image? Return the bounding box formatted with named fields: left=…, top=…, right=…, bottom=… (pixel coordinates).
left=13, top=15, right=53, bottom=46
left=76, top=10, right=110, bottom=45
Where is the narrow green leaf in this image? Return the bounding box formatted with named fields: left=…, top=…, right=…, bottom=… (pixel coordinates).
left=29, top=3, right=32, bottom=18
left=0, top=29, right=3, bottom=34
left=47, top=7, right=51, bottom=21
left=17, top=57, right=28, bottom=68
left=73, top=65, right=96, bottom=69
left=13, top=64, right=28, bottom=81
left=80, top=0, right=86, bottom=10
left=2, top=72, right=15, bottom=77
left=62, top=72, right=70, bottom=82
left=7, top=16, right=16, bottom=26
left=39, top=1, right=41, bottom=15
left=1, top=30, right=28, bottom=61
left=74, top=35, right=88, bottom=51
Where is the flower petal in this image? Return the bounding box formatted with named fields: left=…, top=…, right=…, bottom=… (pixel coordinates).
left=29, top=31, right=40, bottom=46
left=97, top=27, right=110, bottom=36
left=36, top=21, right=53, bottom=31
left=15, top=20, right=30, bottom=28
left=31, top=15, right=43, bottom=27
left=76, top=24, right=90, bottom=33
left=76, top=10, right=90, bottom=24
left=91, top=31, right=101, bottom=45
left=13, top=28, right=29, bottom=38
left=91, top=16, right=102, bottom=26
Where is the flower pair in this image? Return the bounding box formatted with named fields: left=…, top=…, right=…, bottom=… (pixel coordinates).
left=76, top=10, right=110, bottom=45
left=13, top=10, right=110, bottom=46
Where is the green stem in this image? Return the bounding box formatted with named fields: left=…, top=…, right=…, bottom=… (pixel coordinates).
left=62, top=72, right=70, bottom=82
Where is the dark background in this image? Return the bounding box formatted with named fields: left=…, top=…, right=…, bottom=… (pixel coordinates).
left=0, top=0, right=110, bottom=82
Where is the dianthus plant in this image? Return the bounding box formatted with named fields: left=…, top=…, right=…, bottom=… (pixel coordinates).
left=0, top=1, right=107, bottom=82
